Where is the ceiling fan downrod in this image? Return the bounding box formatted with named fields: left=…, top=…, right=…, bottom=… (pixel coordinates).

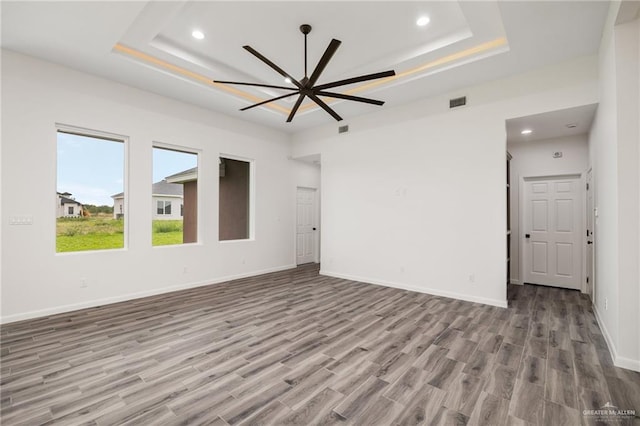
left=300, top=24, right=311, bottom=79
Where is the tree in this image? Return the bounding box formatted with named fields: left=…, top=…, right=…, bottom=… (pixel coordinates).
left=83, top=204, right=113, bottom=215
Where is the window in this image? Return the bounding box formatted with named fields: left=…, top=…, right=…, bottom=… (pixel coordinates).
left=152, top=146, right=198, bottom=246
left=56, top=128, right=125, bottom=253
left=219, top=157, right=252, bottom=241
left=156, top=200, right=172, bottom=215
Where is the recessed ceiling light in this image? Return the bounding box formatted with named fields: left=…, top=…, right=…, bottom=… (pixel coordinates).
left=192, top=30, right=205, bottom=40
left=284, top=77, right=292, bottom=84
left=521, top=129, right=533, bottom=135
left=566, top=123, right=578, bottom=128
left=416, top=16, right=430, bottom=27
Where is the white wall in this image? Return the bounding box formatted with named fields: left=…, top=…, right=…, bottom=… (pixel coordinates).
left=113, top=198, right=124, bottom=218
left=293, top=55, right=599, bottom=308
left=152, top=196, right=183, bottom=220
left=507, top=134, right=589, bottom=284
left=588, top=7, right=640, bottom=371
left=60, top=202, right=82, bottom=218
left=1, top=49, right=295, bottom=323
left=613, top=17, right=639, bottom=369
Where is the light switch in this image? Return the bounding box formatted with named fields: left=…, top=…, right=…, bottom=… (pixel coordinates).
left=10, top=216, right=33, bottom=225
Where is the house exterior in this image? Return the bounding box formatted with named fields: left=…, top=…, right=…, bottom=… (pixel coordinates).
left=111, top=180, right=184, bottom=220
left=165, top=167, right=197, bottom=243
left=56, top=192, right=83, bottom=218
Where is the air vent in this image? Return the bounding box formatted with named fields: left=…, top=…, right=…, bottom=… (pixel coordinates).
left=338, top=125, right=349, bottom=134
left=449, top=96, right=467, bottom=108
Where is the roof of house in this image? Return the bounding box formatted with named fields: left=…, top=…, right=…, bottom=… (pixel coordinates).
left=111, top=179, right=183, bottom=199
left=57, top=192, right=82, bottom=205
left=59, top=196, right=82, bottom=206
left=165, top=167, right=197, bottom=184
left=153, top=179, right=183, bottom=196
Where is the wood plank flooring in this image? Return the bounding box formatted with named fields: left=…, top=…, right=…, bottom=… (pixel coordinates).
left=1, top=264, right=639, bottom=425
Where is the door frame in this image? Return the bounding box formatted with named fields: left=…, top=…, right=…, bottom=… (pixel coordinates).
left=295, top=186, right=320, bottom=265
left=585, top=168, right=595, bottom=299
left=518, top=173, right=586, bottom=292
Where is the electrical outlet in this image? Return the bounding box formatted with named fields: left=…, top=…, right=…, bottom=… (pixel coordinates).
left=469, top=274, right=475, bottom=283
left=183, top=266, right=188, bottom=274
left=80, top=278, right=88, bottom=288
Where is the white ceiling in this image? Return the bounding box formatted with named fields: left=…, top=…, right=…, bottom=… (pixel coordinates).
left=506, top=104, right=598, bottom=144
left=1, top=1, right=610, bottom=133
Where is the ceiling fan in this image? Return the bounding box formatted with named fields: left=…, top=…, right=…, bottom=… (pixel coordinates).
left=214, top=24, right=396, bottom=123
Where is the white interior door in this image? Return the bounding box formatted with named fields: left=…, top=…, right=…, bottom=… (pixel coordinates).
left=523, top=177, right=582, bottom=290
left=586, top=170, right=595, bottom=299
left=296, top=187, right=316, bottom=265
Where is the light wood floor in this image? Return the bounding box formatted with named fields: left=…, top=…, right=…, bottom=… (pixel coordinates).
left=1, top=264, right=638, bottom=425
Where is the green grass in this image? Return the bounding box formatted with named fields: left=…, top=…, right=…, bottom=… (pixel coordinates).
left=152, top=220, right=183, bottom=246
left=56, top=218, right=184, bottom=252
left=152, top=230, right=183, bottom=246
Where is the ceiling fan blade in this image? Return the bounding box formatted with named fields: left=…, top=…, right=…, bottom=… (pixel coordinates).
left=214, top=80, right=298, bottom=91
left=243, top=45, right=303, bottom=89
left=307, top=93, right=343, bottom=121
left=308, top=39, right=341, bottom=87
left=287, top=94, right=306, bottom=122
left=240, top=92, right=300, bottom=111
left=315, top=91, right=385, bottom=106
left=314, top=70, right=396, bottom=91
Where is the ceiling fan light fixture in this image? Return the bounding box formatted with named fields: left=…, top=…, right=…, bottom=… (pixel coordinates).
left=284, top=77, right=292, bottom=84
left=213, top=24, right=395, bottom=122
left=416, top=16, right=431, bottom=27
left=191, top=30, right=205, bottom=40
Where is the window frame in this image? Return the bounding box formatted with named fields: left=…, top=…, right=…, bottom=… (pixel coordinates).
left=218, top=153, right=255, bottom=243
left=152, top=142, right=201, bottom=247
left=156, top=200, right=172, bottom=216
left=55, top=124, right=129, bottom=255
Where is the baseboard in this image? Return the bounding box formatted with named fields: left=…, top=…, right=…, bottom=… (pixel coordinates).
left=614, top=355, right=640, bottom=372
left=320, top=270, right=508, bottom=309
left=510, top=279, right=523, bottom=285
left=593, top=303, right=640, bottom=372
left=0, top=264, right=296, bottom=324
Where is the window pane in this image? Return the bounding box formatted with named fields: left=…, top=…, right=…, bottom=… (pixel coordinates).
left=219, top=157, right=251, bottom=241
left=56, top=131, right=124, bottom=253
left=152, top=147, right=198, bottom=246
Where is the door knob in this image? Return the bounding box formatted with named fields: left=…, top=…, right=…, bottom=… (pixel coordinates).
left=525, top=234, right=530, bottom=239
left=312, top=227, right=317, bottom=230
left=587, top=241, right=593, bottom=244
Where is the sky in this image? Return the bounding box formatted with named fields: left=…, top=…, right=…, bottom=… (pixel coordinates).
left=57, top=133, right=197, bottom=206
left=152, top=147, right=198, bottom=183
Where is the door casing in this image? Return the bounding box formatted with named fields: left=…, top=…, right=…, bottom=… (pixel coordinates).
left=585, top=168, right=595, bottom=299
left=296, top=186, right=318, bottom=265
left=519, top=174, right=585, bottom=291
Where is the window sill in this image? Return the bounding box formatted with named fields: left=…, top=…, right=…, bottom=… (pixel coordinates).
left=219, top=238, right=255, bottom=244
